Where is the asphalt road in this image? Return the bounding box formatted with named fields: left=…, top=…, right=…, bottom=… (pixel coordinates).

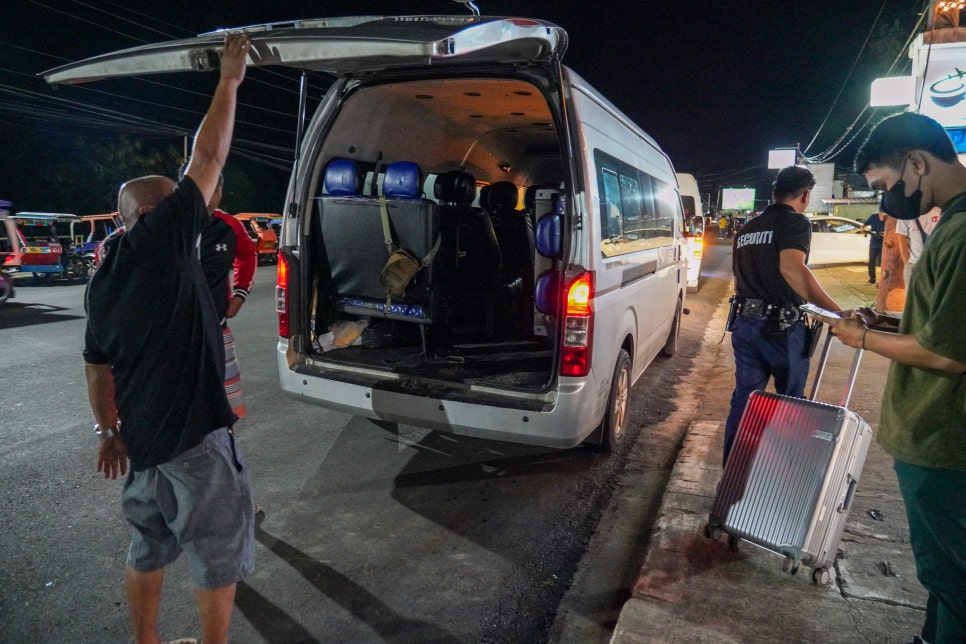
left=0, top=242, right=729, bottom=643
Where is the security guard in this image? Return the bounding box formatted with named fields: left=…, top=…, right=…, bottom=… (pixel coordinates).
left=723, top=165, right=840, bottom=464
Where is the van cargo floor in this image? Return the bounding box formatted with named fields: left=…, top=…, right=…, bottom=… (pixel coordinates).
left=316, top=340, right=553, bottom=389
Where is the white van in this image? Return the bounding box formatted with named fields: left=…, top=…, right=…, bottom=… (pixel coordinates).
left=45, top=14, right=687, bottom=451
left=675, top=173, right=705, bottom=292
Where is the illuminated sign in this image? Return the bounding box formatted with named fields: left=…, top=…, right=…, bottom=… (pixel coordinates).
left=767, top=148, right=798, bottom=169
left=722, top=188, right=755, bottom=210
left=916, top=41, right=966, bottom=127
left=870, top=76, right=915, bottom=107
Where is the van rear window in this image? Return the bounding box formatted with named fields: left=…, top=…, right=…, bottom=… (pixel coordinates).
left=681, top=196, right=696, bottom=219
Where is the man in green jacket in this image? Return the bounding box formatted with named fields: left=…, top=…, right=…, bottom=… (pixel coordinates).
left=821, top=111, right=966, bottom=644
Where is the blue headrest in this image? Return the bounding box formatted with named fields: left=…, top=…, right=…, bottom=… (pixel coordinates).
left=324, top=159, right=359, bottom=196
left=383, top=162, right=422, bottom=199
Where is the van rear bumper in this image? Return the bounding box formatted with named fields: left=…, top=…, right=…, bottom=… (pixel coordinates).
left=277, top=341, right=602, bottom=448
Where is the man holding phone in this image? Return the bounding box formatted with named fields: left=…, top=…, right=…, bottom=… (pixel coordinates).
left=819, top=112, right=966, bottom=644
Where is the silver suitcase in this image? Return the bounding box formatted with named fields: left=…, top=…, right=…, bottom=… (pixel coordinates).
left=707, top=329, right=872, bottom=585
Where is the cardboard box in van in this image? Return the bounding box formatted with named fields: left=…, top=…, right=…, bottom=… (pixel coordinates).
left=45, top=14, right=688, bottom=452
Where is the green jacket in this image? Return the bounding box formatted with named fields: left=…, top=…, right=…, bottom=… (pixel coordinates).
left=878, top=194, right=966, bottom=471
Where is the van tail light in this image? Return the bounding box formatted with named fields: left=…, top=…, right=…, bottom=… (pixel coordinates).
left=561, top=271, right=594, bottom=377
left=276, top=252, right=289, bottom=338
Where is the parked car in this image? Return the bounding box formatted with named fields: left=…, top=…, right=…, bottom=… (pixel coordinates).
left=806, top=215, right=870, bottom=266
left=0, top=203, right=19, bottom=302
left=72, top=213, right=122, bottom=253
left=234, top=213, right=279, bottom=264
left=67, top=213, right=123, bottom=277
left=8, top=212, right=78, bottom=282
left=268, top=216, right=283, bottom=240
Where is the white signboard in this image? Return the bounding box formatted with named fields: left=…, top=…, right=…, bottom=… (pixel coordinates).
left=806, top=163, right=834, bottom=214
left=915, top=41, right=966, bottom=127
left=722, top=188, right=755, bottom=210
left=768, top=148, right=798, bottom=169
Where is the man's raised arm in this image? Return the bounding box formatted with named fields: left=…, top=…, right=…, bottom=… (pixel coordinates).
left=185, top=33, right=251, bottom=206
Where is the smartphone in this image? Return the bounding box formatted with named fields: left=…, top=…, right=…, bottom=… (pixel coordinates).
left=800, top=303, right=841, bottom=319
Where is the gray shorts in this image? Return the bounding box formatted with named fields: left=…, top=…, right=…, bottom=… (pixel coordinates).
left=121, top=428, right=255, bottom=590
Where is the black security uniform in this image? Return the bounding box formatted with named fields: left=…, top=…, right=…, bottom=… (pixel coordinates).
left=723, top=203, right=812, bottom=463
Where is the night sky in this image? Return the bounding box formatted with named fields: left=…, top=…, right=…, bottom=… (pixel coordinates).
left=0, top=0, right=923, bottom=209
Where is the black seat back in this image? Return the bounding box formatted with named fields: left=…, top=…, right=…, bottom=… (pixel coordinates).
left=315, top=159, right=440, bottom=322
left=481, top=181, right=534, bottom=282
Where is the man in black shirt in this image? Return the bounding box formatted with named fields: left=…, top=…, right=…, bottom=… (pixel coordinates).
left=83, top=33, right=253, bottom=644
left=864, top=211, right=885, bottom=284
left=723, top=165, right=840, bottom=463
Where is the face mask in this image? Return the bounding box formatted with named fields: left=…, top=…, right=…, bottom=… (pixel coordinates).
left=879, top=160, right=924, bottom=220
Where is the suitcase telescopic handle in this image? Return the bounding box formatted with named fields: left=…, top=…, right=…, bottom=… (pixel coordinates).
left=809, top=326, right=864, bottom=407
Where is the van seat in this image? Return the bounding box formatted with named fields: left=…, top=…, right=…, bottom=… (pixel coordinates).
left=431, top=171, right=507, bottom=336
left=482, top=182, right=534, bottom=266
left=315, top=159, right=441, bottom=344
left=481, top=181, right=535, bottom=335
left=434, top=170, right=482, bottom=281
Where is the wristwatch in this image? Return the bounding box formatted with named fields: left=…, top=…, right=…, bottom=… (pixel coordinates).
left=93, top=423, right=120, bottom=440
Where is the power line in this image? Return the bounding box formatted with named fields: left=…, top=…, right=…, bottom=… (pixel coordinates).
left=26, top=0, right=152, bottom=45
left=66, top=0, right=181, bottom=40
left=801, top=2, right=927, bottom=165
left=802, top=0, right=889, bottom=156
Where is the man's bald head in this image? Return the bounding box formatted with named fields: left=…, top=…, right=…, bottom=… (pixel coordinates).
left=117, top=176, right=177, bottom=228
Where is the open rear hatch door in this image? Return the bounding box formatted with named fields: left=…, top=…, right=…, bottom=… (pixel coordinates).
left=42, top=15, right=568, bottom=84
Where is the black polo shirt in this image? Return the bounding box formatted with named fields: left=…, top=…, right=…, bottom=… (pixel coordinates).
left=83, top=177, right=234, bottom=471
left=732, top=203, right=811, bottom=307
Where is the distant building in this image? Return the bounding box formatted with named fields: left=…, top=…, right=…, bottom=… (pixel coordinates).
left=820, top=197, right=881, bottom=221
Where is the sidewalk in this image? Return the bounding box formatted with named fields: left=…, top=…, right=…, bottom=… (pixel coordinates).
left=611, top=264, right=928, bottom=643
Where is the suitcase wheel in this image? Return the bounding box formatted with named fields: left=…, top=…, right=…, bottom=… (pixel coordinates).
left=727, top=534, right=740, bottom=551
left=782, top=556, right=802, bottom=576
left=703, top=523, right=722, bottom=541
left=811, top=567, right=830, bottom=586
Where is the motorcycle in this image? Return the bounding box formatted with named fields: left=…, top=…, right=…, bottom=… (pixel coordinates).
left=62, top=245, right=95, bottom=280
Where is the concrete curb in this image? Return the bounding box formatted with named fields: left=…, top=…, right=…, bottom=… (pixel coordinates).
left=610, top=264, right=926, bottom=644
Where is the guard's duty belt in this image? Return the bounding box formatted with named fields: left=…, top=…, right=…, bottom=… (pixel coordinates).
left=738, top=298, right=783, bottom=319
left=736, top=297, right=801, bottom=327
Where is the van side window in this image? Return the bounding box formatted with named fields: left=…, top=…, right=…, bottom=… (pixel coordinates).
left=601, top=169, right=622, bottom=238
left=651, top=176, right=680, bottom=244
left=619, top=173, right=643, bottom=234
left=596, top=149, right=675, bottom=257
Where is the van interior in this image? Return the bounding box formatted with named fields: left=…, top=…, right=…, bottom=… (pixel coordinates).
left=305, top=75, right=566, bottom=391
